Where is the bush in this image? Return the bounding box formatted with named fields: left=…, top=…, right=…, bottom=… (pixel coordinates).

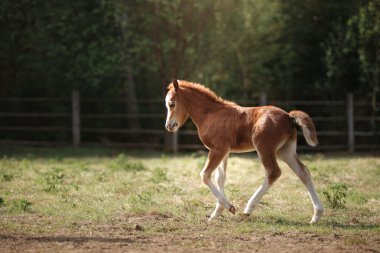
left=1, top=174, right=14, bottom=182
left=10, top=199, right=33, bottom=212
left=127, top=191, right=155, bottom=212
left=150, top=167, right=168, bottom=183
left=109, top=154, right=146, bottom=172
left=322, top=183, right=348, bottom=209
left=42, top=167, right=79, bottom=194
left=43, top=167, right=65, bottom=192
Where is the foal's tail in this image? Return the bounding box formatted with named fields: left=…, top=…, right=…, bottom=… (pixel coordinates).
left=289, top=110, right=318, bottom=146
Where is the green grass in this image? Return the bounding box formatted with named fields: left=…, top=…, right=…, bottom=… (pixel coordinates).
left=0, top=147, right=379, bottom=241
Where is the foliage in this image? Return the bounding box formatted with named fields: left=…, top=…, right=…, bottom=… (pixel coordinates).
left=127, top=191, right=155, bottom=212
left=0, top=0, right=124, bottom=97
left=7, top=199, right=33, bottom=213
left=42, top=166, right=79, bottom=193
left=203, top=0, right=290, bottom=99
left=0, top=0, right=379, bottom=146
left=109, top=154, right=147, bottom=172
left=1, top=174, right=14, bottom=182
left=43, top=167, right=65, bottom=192
left=324, top=0, right=380, bottom=106
left=279, top=0, right=361, bottom=99
left=322, top=183, right=349, bottom=209
left=1, top=0, right=374, bottom=100
left=150, top=167, right=168, bottom=183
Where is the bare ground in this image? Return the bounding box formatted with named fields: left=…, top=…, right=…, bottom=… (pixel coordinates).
left=1, top=230, right=379, bottom=253
left=1, top=213, right=379, bottom=253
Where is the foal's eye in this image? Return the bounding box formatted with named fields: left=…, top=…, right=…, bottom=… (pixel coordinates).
left=169, top=101, right=175, bottom=108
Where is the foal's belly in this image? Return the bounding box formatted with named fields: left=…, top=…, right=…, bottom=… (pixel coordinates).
left=230, top=146, right=256, bottom=153
left=229, top=126, right=255, bottom=153
left=230, top=133, right=256, bottom=152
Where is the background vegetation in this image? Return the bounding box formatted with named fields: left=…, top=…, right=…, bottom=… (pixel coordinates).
left=1, top=2, right=379, bottom=249
left=0, top=0, right=379, bottom=146
left=1, top=0, right=378, bottom=99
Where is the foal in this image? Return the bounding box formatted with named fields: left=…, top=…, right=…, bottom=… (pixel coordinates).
left=165, top=80, right=324, bottom=224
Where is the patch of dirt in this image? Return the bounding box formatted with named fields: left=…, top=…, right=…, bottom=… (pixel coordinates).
left=2, top=231, right=380, bottom=253
left=1, top=213, right=379, bottom=253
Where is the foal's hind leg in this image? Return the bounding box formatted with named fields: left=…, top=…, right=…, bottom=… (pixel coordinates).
left=209, top=156, right=228, bottom=221
left=244, top=151, right=281, bottom=215
left=278, top=140, right=324, bottom=224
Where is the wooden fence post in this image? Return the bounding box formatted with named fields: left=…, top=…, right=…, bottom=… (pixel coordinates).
left=72, top=90, right=81, bottom=147
left=164, top=132, right=178, bottom=154
left=347, top=93, right=354, bottom=152
left=173, top=132, right=178, bottom=154
left=259, top=92, right=267, bottom=106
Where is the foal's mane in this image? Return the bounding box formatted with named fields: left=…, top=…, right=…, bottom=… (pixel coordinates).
left=168, top=80, right=236, bottom=106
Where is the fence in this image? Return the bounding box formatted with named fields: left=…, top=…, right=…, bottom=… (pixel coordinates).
left=0, top=91, right=379, bottom=153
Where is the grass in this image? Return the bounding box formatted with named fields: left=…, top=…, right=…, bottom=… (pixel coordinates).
left=0, top=147, right=379, bottom=244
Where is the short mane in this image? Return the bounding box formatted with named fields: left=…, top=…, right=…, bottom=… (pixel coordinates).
left=168, top=80, right=236, bottom=106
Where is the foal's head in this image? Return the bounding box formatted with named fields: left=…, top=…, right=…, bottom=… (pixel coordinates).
left=165, top=79, right=189, bottom=132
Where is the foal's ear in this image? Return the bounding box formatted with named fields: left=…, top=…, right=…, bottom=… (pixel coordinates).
left=172, top=79, right=179, bottom=92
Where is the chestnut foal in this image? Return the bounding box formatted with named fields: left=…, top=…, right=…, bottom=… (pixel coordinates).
left=165, top=80, right=324, bottom=224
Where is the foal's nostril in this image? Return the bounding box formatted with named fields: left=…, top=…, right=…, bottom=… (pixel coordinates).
left=165, top=122, right=178, bottom=131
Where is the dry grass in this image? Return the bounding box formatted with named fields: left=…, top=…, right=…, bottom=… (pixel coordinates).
left=0, top=147, right=379, bottom=251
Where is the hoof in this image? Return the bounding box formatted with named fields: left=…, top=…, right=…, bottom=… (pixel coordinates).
left=310, top=208, right=324, bottom=224
left=236, top=213, right=250, bottom=221
left=229, top=205, right=236, bottom=214
left=310, top=215, right=321, bottom=224
left=310, top=218, right=318, bottom=224
left=207, top=214, right=216, bottom=223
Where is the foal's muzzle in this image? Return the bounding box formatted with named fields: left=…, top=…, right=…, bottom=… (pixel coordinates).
left=165, top=121, right=179, bottom=132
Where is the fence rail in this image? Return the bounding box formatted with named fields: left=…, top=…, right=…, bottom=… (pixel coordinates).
left=0, top=91, right=379, bottom=152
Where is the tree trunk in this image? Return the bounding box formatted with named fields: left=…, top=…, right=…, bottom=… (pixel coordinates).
left=120, top=3, right=141, bottom=131
left=124, top=56, right=141, bottom=130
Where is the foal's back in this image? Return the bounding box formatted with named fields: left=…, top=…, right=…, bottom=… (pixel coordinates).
left=214, top=104, right=294, bottom=153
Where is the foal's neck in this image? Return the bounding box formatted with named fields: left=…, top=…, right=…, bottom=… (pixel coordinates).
left=181, top=89, right=225, bottom=128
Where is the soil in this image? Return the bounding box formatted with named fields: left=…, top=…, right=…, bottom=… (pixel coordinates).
left=1, top=213, right=379, bottom=253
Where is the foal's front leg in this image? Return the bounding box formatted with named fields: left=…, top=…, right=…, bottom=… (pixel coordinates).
left=209, top=156, right=228, bottom=221
left=200, top=150, right=235, bottom=215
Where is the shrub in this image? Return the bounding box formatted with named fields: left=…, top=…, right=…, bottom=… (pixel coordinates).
left=127, top=191, right=154, bottom=212
left=322, top=183, right=348, bottom=209
left=125, top=161, right=146, bottom=172
left=42, top=167, right=79, bottom=194
left=43, top=167, right=65, bottom=192
left=150, top=167, right=168, bottom=183
left=11, top=199, right=33, bottom=212
left=109, top=154, right=146, bottom=172
left=1, top=174, right=14, bottom=182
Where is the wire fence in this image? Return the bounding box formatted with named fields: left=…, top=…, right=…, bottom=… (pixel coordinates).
left=0, top=91, right=379, bottom=152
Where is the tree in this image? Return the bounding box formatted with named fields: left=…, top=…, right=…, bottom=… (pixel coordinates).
left=0, top=0, right=123, bottom=97
left=202, top=0, right=289, bottom=100
left=324, top=0, right=379, bottom=107
left=278, top=0, right=361, bottom=99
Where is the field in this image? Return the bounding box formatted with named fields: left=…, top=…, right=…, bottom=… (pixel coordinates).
left=0, top=147, right=379, bottom=252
